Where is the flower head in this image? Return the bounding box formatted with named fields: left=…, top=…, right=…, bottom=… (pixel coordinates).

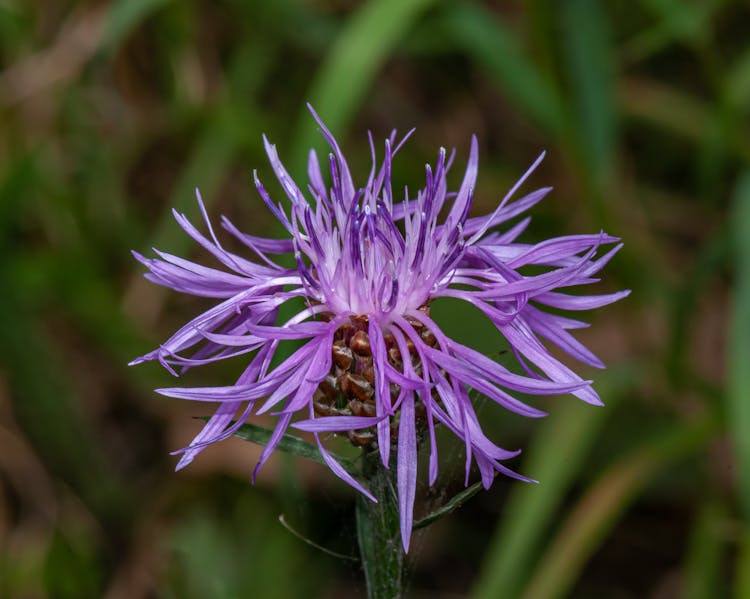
left=132, top=105, right=628, bottom=551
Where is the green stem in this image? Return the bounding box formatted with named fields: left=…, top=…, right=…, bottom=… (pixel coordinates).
left=356, top=451, right=405, bottom=599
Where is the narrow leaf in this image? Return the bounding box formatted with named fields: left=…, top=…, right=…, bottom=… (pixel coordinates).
left=682, top=500, right=728, bottom=599
left=729, top=172, right=750, bottom=519
left=560, top=0, right=617, bottom=185
left=413, top=480, right=483, bottom=530
left=229, top=420, right=356, bottom=473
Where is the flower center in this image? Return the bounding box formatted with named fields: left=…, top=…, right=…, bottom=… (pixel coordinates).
left=314, top=307, right=437, bottom=447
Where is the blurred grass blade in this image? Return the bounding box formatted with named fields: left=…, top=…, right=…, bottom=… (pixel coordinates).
left=728, top=47, right=750, bottom=113
left=441, top=2, right=566, bottom=137
left=414, top=480, right=483, bottom=530
left=102, top=0, right=173, bottom=51
left=520, top=413, right=720, bottom=599
left=682, top=500, right=727, bottom=599
left=729, top=172, right=750, bottom=519
left=231, top=421, right=355, bottom=472
left=560, top=0, right=617, bottom=186
left=291, top=0, right=435, bottom=170
left=637, top=0, right=713, bottom=42
left=472, top=366, right=632, bottom=599
left=622, top=0, right=715, bottom=63
left=737, top=532, right=750, bottom=599
left=620, top=77, right=750, bottom=162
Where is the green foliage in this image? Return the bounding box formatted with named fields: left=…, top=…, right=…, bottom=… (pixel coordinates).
left=729, top=173, right=750, bottom=519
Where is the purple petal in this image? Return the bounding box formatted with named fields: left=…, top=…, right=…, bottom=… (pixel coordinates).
left=397, top=393, right=417, bottom=552
left=292, top=415, right=384, bottom=432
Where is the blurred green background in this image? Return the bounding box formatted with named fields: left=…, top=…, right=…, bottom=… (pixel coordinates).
left=0, top=0, right=748, bottom=597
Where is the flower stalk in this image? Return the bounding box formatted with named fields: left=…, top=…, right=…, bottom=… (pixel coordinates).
left=356, top=450, right=405, bottom=599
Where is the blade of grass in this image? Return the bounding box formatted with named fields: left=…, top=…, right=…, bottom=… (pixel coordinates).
left=520, top=412, right=720, bottom=599
left=472, top=365, right=633, bottom=599
left=622, top=0, right=716, bottom=64
left=559, top=0, right=617, bottom=189
left=291, top=0, right=435, bottom=171
left=728, top=47, right=750, bottom=112
left=524, top=0, right=560, bottom=89
left=682, top=500, right=728, bottom=599
left=440, top=2, right=566, bottom=137
left=729, top=172, right=750, bottom=519
left=736, top=531, right=750, bottom=599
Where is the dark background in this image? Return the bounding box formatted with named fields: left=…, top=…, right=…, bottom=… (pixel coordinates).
left=0, top=1, right=747, bottom=597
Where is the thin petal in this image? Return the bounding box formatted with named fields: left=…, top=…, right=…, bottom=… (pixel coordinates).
left=397, top=393, right=417, bottom=552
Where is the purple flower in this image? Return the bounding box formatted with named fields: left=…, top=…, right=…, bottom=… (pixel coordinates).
left=132, top=105, right=628, bottom=551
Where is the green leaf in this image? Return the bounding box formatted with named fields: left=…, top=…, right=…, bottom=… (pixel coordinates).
left=622, top=0, right=717, bottom=63
left=682, top=500, right=728, bottom=599
left=637, top=0, right=714, bottom=42
left=413, top=480, right=483, bottom=530
left=230, top=421, right=356, bottom=473
left=728, top=46, right=750, bottom=113
left=728, top=172, right=750, bottom=520
left=560, top=0, right=617, bottom=186
left=736, top=530, right=750, bottom=599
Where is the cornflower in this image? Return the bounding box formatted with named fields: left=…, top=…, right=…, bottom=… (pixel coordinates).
left=132, top=106, right=628, bottom=551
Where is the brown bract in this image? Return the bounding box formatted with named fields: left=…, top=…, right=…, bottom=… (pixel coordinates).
left=313, top=309, right=436, bottom=447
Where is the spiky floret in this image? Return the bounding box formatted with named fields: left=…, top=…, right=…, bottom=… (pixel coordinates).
left=132, top=105, right=628, bottom=551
